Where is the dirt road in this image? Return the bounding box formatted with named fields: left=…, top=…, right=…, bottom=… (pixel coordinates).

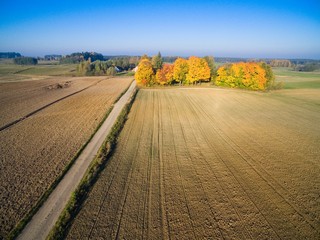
left=17, top=81, right=136, bottom=240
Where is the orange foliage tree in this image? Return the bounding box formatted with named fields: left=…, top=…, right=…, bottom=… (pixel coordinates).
left=216, top=62, right=269, bottom=90
left=156, top=64, right=174, bottom=85
left=135, top=58, right=155, bottom=86
left=173, top=58, right=189, bottom=84
left=186, top=56, right=210, bottom=84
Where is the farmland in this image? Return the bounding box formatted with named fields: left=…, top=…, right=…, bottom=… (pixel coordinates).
left=66, top=83, right=320, bottom=239
left=0, top=75, right=132, bottom=237
left=0, top=60, right=77, bottom=79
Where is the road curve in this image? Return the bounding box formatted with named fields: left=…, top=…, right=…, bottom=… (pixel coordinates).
left=17, top=80, right=136, bottom=240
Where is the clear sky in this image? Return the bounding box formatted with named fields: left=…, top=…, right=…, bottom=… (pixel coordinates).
left=1, top=0, right=320, bottom=59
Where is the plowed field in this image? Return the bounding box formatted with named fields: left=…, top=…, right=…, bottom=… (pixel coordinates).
left=0, top=77, right=132, bottom=237
left=67, top=88, right=320, bottom=239
left=0, top=77, right=102, bottom=128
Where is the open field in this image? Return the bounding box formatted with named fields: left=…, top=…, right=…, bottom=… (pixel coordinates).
left=0, top=76, right=132, bottom=237
left=273, top=67, right=320, bottom=89
left=67, top=87, right=320, bottom=239
left=0, top=61, right=78, bottom=82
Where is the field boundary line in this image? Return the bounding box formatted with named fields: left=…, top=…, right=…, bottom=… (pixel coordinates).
left=86, top=83, right=141, bottom=239
left=45, top=82, right=137, bottom=240
left=9, top=80, right=135, bottom=240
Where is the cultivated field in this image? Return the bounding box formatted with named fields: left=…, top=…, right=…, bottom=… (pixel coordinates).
left=0, top=77, right=103, bottom=128
left=67, top=86, right=320, bottom=239
left=0, top=76, right=132, bottom=237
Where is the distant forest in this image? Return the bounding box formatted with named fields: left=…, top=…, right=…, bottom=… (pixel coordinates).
left=1, top=51, right=319, bottom=72
left=0, top=52, right=21, bottom=58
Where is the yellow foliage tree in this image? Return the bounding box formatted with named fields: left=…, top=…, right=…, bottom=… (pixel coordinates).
left=135, top=59, right=155, bottom=86
left=186, top=56, right=210, bottom=84
left=173, top=58, right=189, bottom=84
left=216, top=62, right=268, bottom=90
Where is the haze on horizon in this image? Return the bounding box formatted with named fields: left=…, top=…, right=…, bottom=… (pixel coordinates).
left=1, top=0, right=320, bottom=59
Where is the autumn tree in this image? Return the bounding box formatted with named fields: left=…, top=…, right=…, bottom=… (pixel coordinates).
left=156, top=64, right=174, bottom=85
left=135, top=58, right=155, bottom=86
left=140, top=54, right=150, bottom=61
left=173, top=58, right=189, bottom=84
left=216, top=62, right=269, bottom=90
left=186, top=56, right=211, bottom=84
left=152, top=51, right=163, bottom=71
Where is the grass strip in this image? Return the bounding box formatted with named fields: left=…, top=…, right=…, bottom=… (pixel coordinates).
left=7, top=80, right=134, bottom=239
left=46, top=87, right=138, bottom=240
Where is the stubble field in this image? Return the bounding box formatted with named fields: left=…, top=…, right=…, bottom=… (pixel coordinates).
left=67, top=87, right=320, bottom=239
left=0, top=76, right=132, bottom=237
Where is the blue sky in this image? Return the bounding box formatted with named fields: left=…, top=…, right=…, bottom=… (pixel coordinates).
left=1, top=0, right=320, bottom=58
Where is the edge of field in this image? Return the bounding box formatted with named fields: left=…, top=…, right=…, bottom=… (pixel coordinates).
left=7, top=79, right=134, bottom=240
left=46, top=87, right=138, bottom=240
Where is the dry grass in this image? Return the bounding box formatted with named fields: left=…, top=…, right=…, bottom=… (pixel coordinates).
left=0, top=76, right=132, bottom=237
left=67, top=87, right=320, bottom=239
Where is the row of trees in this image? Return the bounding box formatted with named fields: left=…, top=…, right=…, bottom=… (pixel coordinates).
left=135, top=53, right=276, bottom=90
left=215, top=62, right=274, bottom=90
left=293, top=62, right=320, bottom=72
left=269, top=59, right=292, bottom=67
left=77, top=59, right=117, bottom=76
left=77, top=57, right=139, bottom=76
left=13, top=57, right=38, bottom=65
left=135, top=53, right=214, bottom=86
left=60, top=52, right=104, bottom=64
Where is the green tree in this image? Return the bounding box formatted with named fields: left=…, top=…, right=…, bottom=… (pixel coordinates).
left=259, top=62, right=275, bottom=89
left=203, top=56, right=215, bottom=77
left=106, top=67, right=116, bottom=76
left=152, top=51, right=163, bottom=71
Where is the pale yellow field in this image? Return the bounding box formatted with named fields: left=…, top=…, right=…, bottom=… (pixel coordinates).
left=67, top=87, right=320, bottom=239
left=0, top=76, right=132, bottom=237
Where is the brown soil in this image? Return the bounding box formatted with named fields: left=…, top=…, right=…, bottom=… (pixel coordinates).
left=0, top=77, right=132, bottom=237
left=0, top=77, right=104, bottom=128
left=67, top=88, right=320, bottom=239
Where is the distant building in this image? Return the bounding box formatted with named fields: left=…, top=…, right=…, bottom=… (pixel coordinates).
left=115, top=66, right=124, bottom=72
left=44, top=55, right=62, bottom=61
left=133, top=66, right=138, bottom=72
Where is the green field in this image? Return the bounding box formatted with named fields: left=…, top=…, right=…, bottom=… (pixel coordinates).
left=273, top=67, right=320, bottom=89
left=0, top=60, right=77, bottom=81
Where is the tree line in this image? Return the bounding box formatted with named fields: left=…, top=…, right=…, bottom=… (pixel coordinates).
left=135, top=52, right=277, bottom=90
left=216, top=62, right=275, bottom=90
left=76, top=56, right=139, bottom=76
left=135, top=52, right=214, bottom=86
left=13, top=57, right=38, bottom=65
